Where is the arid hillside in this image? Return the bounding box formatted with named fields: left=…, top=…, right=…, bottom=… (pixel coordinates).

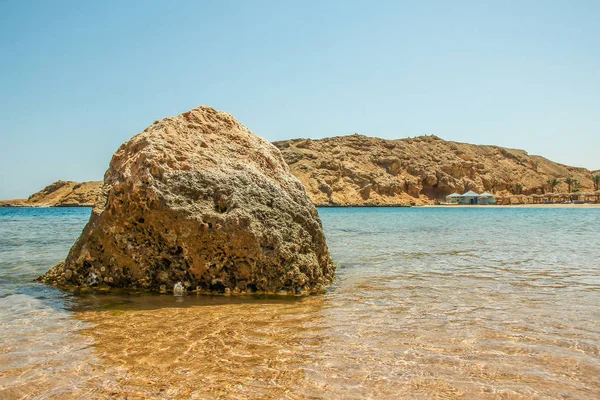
left=273, top=135, right=596, bottom=206
left=2, top=136, right=596, bottom=208
left=0, top=180, right=102, bottom=207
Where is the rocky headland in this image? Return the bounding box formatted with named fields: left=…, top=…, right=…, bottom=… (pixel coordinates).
left=273, top=134, right=596, bottom=206
left=0, top=180, right=102, bottom=207
left=38, top=106, right=335, bottom=295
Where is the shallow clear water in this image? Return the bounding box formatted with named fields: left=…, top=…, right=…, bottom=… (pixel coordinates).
left=1, top=207, right=599, bottom=399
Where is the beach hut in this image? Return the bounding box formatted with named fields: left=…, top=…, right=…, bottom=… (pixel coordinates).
left=504, top=194, right=524, bottom=204
left=514, top=194, right=527, bottom=204
left=478, top=192, right=496, bottom=205
left=579, top=192, right=594, bottom=203
left=459, top=190, right=480, bottom=205
left=445, top=193, right=461, bottom=204
left=550, top=193, right=563, bottom=203
left=531, top=194, right=545, bottom=204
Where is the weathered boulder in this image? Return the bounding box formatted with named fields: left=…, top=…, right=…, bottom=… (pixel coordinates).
left=38, top=106, right=335, bottom=294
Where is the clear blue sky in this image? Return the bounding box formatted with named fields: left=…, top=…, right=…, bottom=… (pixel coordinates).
left=1, top=0, right=599, bottom=199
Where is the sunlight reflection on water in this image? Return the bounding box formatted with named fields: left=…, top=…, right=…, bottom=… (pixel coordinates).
left=1, top=207, right=599, bottom=399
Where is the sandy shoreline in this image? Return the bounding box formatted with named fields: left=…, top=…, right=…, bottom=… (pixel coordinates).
left=422, top=203, right=600, bottom=208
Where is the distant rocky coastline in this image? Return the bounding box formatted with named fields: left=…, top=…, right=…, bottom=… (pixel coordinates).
left=2, top=136, right=598, bottom=208
left=274, top=135, right=597, bottom=206
left=0, top=180, right=102, bottom=207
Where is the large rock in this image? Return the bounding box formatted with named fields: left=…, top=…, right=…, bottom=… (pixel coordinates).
left=38, top=106, right=335, bottom=294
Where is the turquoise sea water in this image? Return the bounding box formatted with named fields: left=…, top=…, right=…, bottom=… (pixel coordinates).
left=1, top=207, right=599, bottom=398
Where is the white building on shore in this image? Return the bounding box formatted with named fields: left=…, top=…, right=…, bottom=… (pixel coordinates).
left=445, top=190, right=496, bottom=205
left=478, top=192, right=496, bottom=205
left=459, top=190, right=480, bottom=205
left=445, top=193, right=461, bottom=204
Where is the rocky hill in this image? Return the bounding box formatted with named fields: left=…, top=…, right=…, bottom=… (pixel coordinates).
left=2, top=135, right=596, bottom=208
left=0, top=180, right=102, bottom=207
left=273, top=135, right=596, bottom=206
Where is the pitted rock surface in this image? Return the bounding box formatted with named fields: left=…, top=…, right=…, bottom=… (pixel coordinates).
left=38, top=106, right=334, bottom=294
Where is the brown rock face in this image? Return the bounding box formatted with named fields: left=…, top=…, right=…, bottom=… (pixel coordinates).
left=273, top=134, right=597, bottom=205
left=39, top=106, right=334, bottom=294
left=0, top=180, right=102, bottom=207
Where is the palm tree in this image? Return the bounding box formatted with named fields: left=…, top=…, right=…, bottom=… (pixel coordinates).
left=514, top=183, right=524, bottom=195
left=565, top=176, right=576, bottom=193
left=592, top=174, right=600, bottom=191
left=571, top=179, right=581, bottom=192
left=546, top=178, right=560, bottom=193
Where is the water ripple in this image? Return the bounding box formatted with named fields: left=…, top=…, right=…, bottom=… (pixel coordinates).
left=0, top=207, right=599, bottom=398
